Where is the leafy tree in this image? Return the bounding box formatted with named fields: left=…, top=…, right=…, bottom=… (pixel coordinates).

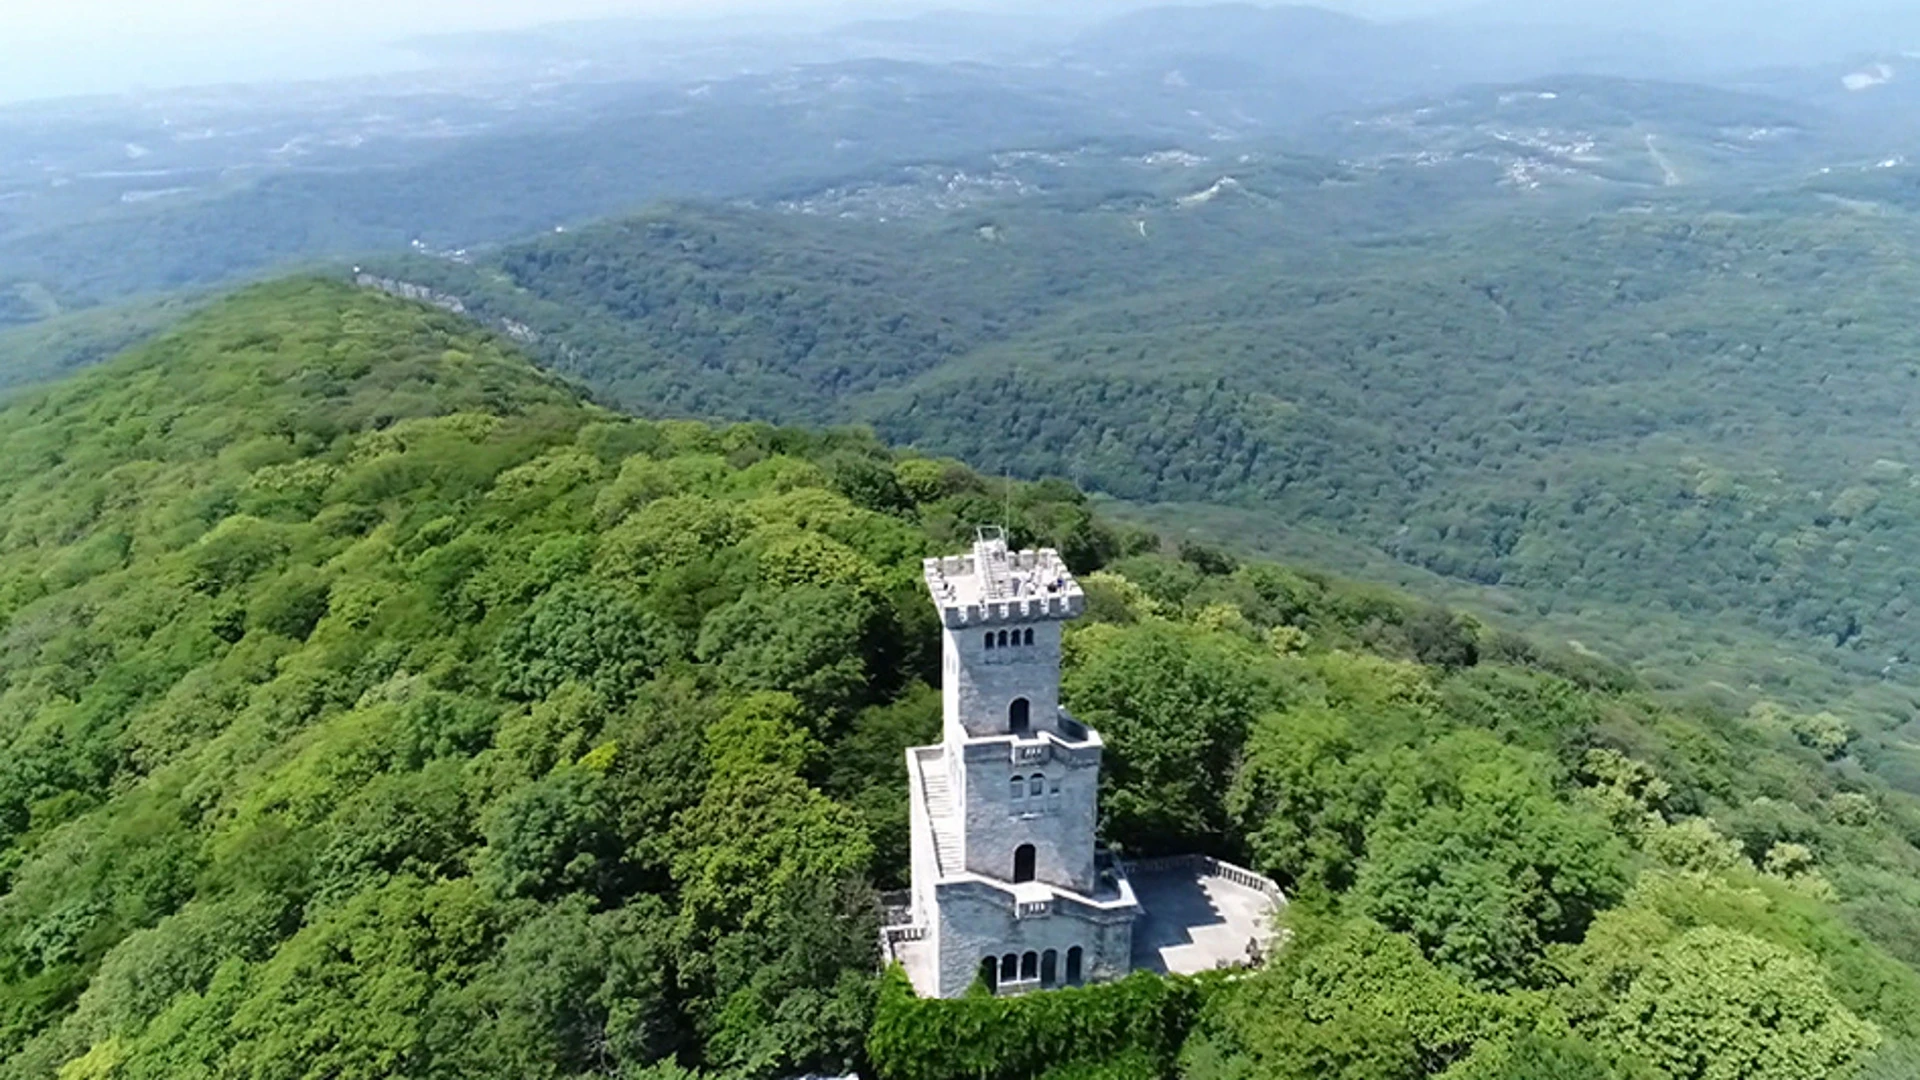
left=495, top=580, right=679, bottom=703
left=1354, top=735, right=1629, bottom=987
left=1592, top=926, right=1879, bottom=1080
left=696, top=585, right=881, bottom=722
left=1062, top=621, right=1267, bottom=854
left=437, top=895, right=681, bottom=1079
left=479, top=766, right=623, bottom=902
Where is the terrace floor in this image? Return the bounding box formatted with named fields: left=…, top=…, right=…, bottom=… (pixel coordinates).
left=1128, top=863, right=1282, bottom=975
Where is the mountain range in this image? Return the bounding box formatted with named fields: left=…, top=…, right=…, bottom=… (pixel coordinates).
left=8, top=8, right=1920, bottom=1076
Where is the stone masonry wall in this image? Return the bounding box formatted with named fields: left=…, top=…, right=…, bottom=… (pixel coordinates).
left=944, top=620, right=1066, bottom=742
left=959, top=738, right=1100, bottom=894
left=933, top=882, right=1135, bottom=998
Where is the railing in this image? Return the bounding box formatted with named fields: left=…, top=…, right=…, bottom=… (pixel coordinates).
left=879, top=923, right=927, bottom=966
left=1212, top=861, right=1284, bottom=901
left=1015, top=900, right=1053, bottom=919
left=1012, top=742, right=1049, bottom=765
left=1123, top=854, right=1286, bottom=904
left=996, top=975, right=1043, bottom=996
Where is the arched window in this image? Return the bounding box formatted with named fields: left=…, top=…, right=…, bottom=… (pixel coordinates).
left=1021, top=951, right=1039, bottom=981
left=1029, top=774, right=1044, bottom=798
left=1010, top=776, right=1024, bottom=801
left=1013, top=843, right=1036, bottom=883
left=984, top=632, right=994, bottom=650
left=980, top=956, right=999, bottom=993
left=1024, top=628, right=1035, bottom=647
left=998, top=630, right=1009, bottom=648
left=1042, top=949, right=1059, bottom=986
left=1066, top=946, right=1084, bottom=986
left=1049, top=779, right=1062, bottom=799
left=1009, top=697, right=1031, bottom=736
left=1002, top=953, right=1018, bottom=982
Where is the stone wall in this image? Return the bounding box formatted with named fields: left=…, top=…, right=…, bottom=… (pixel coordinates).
left=958, top=737, right=1100, bottom=894
left=932, top=881, right=1135, bottom=998
left=943, top=618, right=1067, bottom=742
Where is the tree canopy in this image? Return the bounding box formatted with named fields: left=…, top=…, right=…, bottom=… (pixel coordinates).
left=2, top=280, right=1919, bottom=1080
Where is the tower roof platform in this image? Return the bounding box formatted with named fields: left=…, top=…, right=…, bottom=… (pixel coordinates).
left=924, top=529, right=1083, bottom=627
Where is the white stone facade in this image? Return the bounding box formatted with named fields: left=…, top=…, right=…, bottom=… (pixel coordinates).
left=894, top=529, right=1141, bottom=998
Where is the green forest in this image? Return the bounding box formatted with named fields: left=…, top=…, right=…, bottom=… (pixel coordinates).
left=362, top=184, right=1920, bottom=758
left=4, top=279, right=1920, bottom=1079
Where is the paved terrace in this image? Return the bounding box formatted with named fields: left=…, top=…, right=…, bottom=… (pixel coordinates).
left=882, top=855, right=1285, bottom=986
left=1126, top=856, right=1284, bottom=974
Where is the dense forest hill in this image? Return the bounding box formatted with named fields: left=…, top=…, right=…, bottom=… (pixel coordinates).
left=358, top=132, right=1920, bottom=760
left=5, top=279, right=1920, bottom=1079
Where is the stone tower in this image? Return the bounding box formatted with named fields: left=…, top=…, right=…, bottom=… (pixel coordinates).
left=896, top=528, right=1140, bottom=998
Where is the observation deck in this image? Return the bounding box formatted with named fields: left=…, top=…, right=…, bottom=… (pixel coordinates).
left=924, top=529, right=1083, bottom=628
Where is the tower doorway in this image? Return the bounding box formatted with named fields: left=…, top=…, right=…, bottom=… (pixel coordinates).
left=1013, top=843, right=1036, bottom=883
left=1009, top=697, right=1031, bottom=736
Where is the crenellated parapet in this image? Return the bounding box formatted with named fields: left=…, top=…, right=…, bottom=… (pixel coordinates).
left=923, top=537, right=1084, bottom=628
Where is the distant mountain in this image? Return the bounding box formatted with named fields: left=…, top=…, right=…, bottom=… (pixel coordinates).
left=1307, top=75, right=1834, bottom=190
left=5, top=2, right=1916, bottom=331
left=1727, top=54, right=1920, bottom=146
left=0, top=60, right=1190, bottom=317
left=1059, top=3, right=1724, bottom=108
left=1070, top=3, right=1386, bottom=67
left=1451, top=0, right=1920, bottom=70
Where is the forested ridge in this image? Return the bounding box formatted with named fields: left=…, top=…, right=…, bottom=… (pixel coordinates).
left=365, top=183, right=1920, bottom=761
left=3, top=279, right=1920, bottom=1079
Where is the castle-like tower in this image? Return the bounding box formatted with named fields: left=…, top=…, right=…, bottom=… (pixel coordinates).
left=899, top=529, right=1140, bottom=998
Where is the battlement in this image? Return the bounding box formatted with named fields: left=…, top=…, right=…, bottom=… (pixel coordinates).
left=924, top=530, right=1084, bottom=627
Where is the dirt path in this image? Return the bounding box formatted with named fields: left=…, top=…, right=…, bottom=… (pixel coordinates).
left=1645, top=134, right=1682, bottom=186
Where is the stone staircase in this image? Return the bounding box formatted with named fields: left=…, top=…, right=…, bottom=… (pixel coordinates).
left=918, top=756, right=963, bottom=876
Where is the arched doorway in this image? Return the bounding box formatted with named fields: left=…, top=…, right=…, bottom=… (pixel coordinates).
left=1013, top=843, right=1036, bottom=883
left=1066, top=946, right=1083, bottom=986
left=1041, top=949, right=1058, bottom=986
left=1009, top=697, right=1031, bottom=736
left=979, top=956, right=999, bottom=993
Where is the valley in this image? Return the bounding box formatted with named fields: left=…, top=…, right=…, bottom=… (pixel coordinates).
left=352, top=125, right=1920, bottom=759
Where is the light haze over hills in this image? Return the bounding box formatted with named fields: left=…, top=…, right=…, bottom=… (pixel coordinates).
left=2, top=0, right=1914, bottom=103
left=7, top=5, right=1920, bottom=1078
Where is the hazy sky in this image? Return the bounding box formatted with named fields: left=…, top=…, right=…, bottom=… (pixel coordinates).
left=0, top=0, right=818, bottom=102
left=0, top=0, right=1892, bottom=104
left=0, top=0, right=1481, bottom=102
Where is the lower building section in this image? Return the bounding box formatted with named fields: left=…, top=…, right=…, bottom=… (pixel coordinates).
left=927, top=878, right=1136, bottom=998
left=882, top=854, right=1288, bottom=998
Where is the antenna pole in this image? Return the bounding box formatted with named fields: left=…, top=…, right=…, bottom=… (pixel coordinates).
left=1004, top=468, right=1013, bottom=538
